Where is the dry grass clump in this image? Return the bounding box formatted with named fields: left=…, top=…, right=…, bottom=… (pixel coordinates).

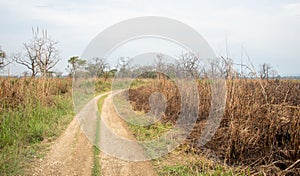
left=0, top=77, right=72, bottom=110
left=128, top=76, right=181, bottom=123
left=128, top=78, right=300, bottom=175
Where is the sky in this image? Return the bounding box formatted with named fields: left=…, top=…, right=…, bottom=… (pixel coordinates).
left=0, top=0, right=299, bottom=76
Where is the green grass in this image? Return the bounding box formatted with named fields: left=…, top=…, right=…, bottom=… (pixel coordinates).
left=92, top=147, right=101, bottom=176
left=128, top=121, right=173, bottom=141
left=0, top=95, right=74, bottom=175
left=157, top=161, right=250, bottom=176
left=122, top=90, right=251, bottom=176
left=111, top=78, right=149, bottom=90
left=0, top=78, right=113, bottom=175
left=129, top=121, right=176, bottom=159
left=95, top=80, right=112, bottom=93
left=127, top=118, right=250, bottom=176
left=73, top=79, right=112, bottom=113
left=92, top=93, right=109, bottom=176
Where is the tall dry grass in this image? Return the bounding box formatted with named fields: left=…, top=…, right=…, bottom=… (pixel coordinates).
left=0, top=77, right=71, bottom=110
left=128, top=78, right=300, bottom=175
left=0, top=77, right=73, bottom=175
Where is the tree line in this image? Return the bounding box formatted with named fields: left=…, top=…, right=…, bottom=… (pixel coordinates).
left=0, top=28, right=278, bottom=80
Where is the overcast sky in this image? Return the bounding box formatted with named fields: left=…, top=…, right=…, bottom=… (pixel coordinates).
left=0, top=0, right=299, bottom=76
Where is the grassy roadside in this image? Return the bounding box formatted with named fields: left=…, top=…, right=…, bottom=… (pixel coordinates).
left=111, top=90, right=249, bottom=175
left=102, top=80, right=253, bottom=175
left=0, top=78, right=74, bottom=176
left=0, top=77, right=114, bottom=175
left=127, top=120, right=251, bottom=176
left=92, top=93, right=110, bottom=176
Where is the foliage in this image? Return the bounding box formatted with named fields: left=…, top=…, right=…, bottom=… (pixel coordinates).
left=67, top=56, right=86, bottom=75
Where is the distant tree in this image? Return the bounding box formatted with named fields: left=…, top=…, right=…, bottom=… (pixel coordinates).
left=22, top=71, right=29, bottom=77
left=270, top=69, right=278, bottom=79
left=54, top=71, right=63, bottom=78
left=176, top=52, right=201, bottom=79
left=0, top=47, right=5, bottom=58
left=259, top=63, right=272, bottom=80
left=67, top=56, right=86, bottom=75
left=132, top=65, right=156, bottom=79
left=86, top=57, right=109, bottom=77
left=219, top=56, right=234, bottom=79
left=109, top=69, right=118, bottom=77
left=117, top=57, right=132, bottom=78
left=0, top=47, right=6, bottom=68
left=154, top=54, right=165, bottom=79
left=102, top=69, right=118, bottom=81
left=0, top=47, right=10, bottom=69
left=155, top=54, right=165, bottom=71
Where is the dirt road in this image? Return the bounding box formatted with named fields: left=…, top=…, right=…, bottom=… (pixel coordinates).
left=99, top=93, right=156, bottom=176
left=32, top=92, right=156, bottom=176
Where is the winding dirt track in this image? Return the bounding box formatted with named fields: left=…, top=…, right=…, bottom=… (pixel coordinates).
left=32, top=118, right=94, bottom=176
left=99, top=94, right=156, bottom=176
left=32, top=92, right=156, bottom=176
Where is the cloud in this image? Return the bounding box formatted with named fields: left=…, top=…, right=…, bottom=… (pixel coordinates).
left=0, top=0, right=299, bottom=75
left=284, top=2, right=300, bottom=16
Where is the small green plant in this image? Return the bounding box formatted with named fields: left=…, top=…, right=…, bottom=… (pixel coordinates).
left=157, top=160, right=250, bottom=176
left=95, top=79, right=112, bottom=93
left=128, top=121, right=173, bottom=141
left=92, top=93, right=109, bottom=176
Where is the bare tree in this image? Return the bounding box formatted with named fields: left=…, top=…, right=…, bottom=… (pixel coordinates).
left=117, top=57, right=132, bottom=78
left=155, top=54, right=165, bottom=71
left=259, top=63, right=272, bottom=80
left=270, top=69, right=278, bottom=79
left=0, top=47, right=11, bottom=69
left=219, top=56, right=234, bottom=79
left=155, top=54, right=167, bottom=80
left=0, top=47, right=6, bottom=69
left=13, top=51, right=38, bottom=77
left=35, top=28, right=59, bottom=78
left=176, top=52, right=201, bottom=79
left=16, top=28, right=60, bottom=78
left=14, top=28, right=59, bottom=78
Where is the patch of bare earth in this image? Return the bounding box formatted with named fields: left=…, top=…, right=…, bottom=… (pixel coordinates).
left=31, top=118, right=93, bottom=176
left=99, top=94, right=157, bottom=176
left=31, top=92, right=156, bottom=176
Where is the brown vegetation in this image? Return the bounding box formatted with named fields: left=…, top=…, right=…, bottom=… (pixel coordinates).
left=128, top=78, right=300, bottom=175
left=0, top=77, right=72, bottom=110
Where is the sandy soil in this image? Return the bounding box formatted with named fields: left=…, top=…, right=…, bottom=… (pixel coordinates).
left=32, top=118, right=93, bottom=176
left=99, top=94, right=156, bottom=176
